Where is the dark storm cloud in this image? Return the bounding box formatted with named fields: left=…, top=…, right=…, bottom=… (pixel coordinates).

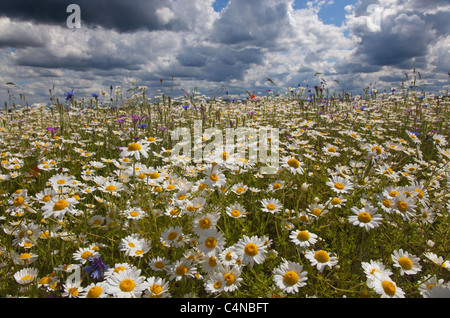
left=0, top=0, right=181, bottom=32
left=343, top=0, right=449, bottom=72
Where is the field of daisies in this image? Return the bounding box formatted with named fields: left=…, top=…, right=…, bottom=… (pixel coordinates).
left=0, top=82, right=449, bottom=299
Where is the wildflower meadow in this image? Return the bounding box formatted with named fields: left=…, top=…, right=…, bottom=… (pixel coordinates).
left=0, top=77, right=449, bottom=299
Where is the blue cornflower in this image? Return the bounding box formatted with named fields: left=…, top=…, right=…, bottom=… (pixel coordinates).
left=138, top=123, right=148, bottom=129
left=64, top=89, right=74, bottom=101
left=182, top=104, right=190, bottom=110
left=83, top=256, right=109, bottom=280
left=92, top=93, right=99, bottom=100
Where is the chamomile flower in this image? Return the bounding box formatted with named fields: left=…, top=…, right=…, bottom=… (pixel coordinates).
left=260, top=198, right=283, bottom=214
left=73, top=245, right=100, bottom=264
left=225, top=203, right=247, bottom=219
left=13, top=251, right=38, bottom=265
left=307, top=203, right=328, bottom=219
left=204, top=271, right=225, bottom=295
left=423, top=252, right=450, bottom=270
left=289, top=229, right=318, bottom=248
left=203, top=165, right=227, bottom=188
left=273, top=260, right=308, bottom=294
left=418, top=275, right=446, bottom=297
left=326, top=176, right=354, bottom=194
left=369, top=273, right=405, bottom=298
left=62, top=280, right=84, bottom=298
left=218, top=248, right=240, bottom=267
left=41, top=196, right=78, bottom=220
left=122, top=206, right=147, bottom=220
left=201, top=255, right=220, bottom=273
left=48, top=173, right=77, bottom=190
left=104, top=263, right=133, bottom=278
left=168, top=258, right=198, bottom=281
left=13, top=267, right=38, bottom=284
left=232, top=235, right=268, bottom=267
left=423, top=283, right=450, bottom=298
left=348, top=204, right=383, bottom=231
left=361, top=260, right=393, bottom=282
left=192, top=212, right=221, bottom=235
left=197, top=228, right=226, bottom=256
left=268, top=180, right=285, bottom=192
left=391, top=249, right=422, bottom=275
left=392, top=193, right=417, bottom=221
left=143, top=276, right=171, bottom=298
left=281, top=156, right=305, bottom=174
left=106, top=267, right=148, bottom=298
left=217, top=264, right=243, bottom=292
left=305, top=249, right=338, bottom=272
left=160, top=226, right=186, bottom=248
left=231, top=182, right=248, bottom=195
left=119, top=141, right=149, bottom=160
left=81, top=282, right=109, bottom=298
left=148, top=256, right=171, bottom=273
left=119, top=233, right=151, bottom=257
left=327, top=197, right=346, bottom=209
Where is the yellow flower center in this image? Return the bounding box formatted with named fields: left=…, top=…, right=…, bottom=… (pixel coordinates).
left=297, top=231, right=310, bottom=241
left=382, top=280, right=396, bottom=296
left=177, top=194, right=186, bottom=200
left=398, top=257, right=413, bottom=270
left=154, top=261, right=165, bottom=269
left=389, top=191, right=399, bottom=197
left=42, top=195, right=52, bottom=202
left=105, top=185, right=117, bottom=191
left=199, top=218, right=211, bottom=229
left=81, top=251, right=93, bottom=259
left=244, top=243, right=258, bottom=257
left=208, top=256, right=217, bottom=267
left=224, top=273, right=235, bottom=286
left=266, top=203, right=277, bottom=211
left=358, top=212, right=372, bottom=223
left=414, top=189, right=424, bottom=199
left=209, top=174, right=219, bottom=182
left=57, top=180, right=66, bottom=185
left=283, top=271, right=300, bottom=286
left=231, top=209, right=241, bottom=217
left=236, top=187, right=245, bottom=193
left=128, top=211, right=139, bottom=218
left=314, top=250, right=330, bottom=263
left=149, top=172, right=160, bottom=179
left=53, top=200, right=69, bottom=211
left=327, top=147, right=337, bottom=153
left=114, top=266, right=126, bottom=273
left=14, top=196, right=25, bottom=207
left=176, top=265, right=188, bottom=276
left=68, top=288, right=79, bottom=297
left=128, top=143, right=141, bottom=151
left=287, top=158, right=300, bottom=169
left=334, top=182, right=344, bottom=190
left=87, top=286, right=103, bottom=298
left=312, top=208, right=322, bottom=216
left=272, top=183, right=282, bottom=190
left=205, top=237, right=217, bottom=249
left=331, top=198, right=341, bottom=205
left=222, top=152, right=230, bottom=160
left=21, top=275, right=33, bottom=281
left=397, top=201, right=408, bottom=213
left=214, top=280, right=222, bottom=289
left=167, top=232, right=178, bottom=241
left=382, top=199, right=391, bottom=208
left=150, top=284, right=162, bottom=294
left=119, top=279, right=135, bottom=292
left=372, top=146, right=382, bottom=154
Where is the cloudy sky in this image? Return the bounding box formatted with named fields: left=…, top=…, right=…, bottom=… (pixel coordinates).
left=0, top=0, right=449, bottom=105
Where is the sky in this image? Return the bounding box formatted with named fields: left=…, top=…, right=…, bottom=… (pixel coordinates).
left=0, top=0, right=449, bottom=105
